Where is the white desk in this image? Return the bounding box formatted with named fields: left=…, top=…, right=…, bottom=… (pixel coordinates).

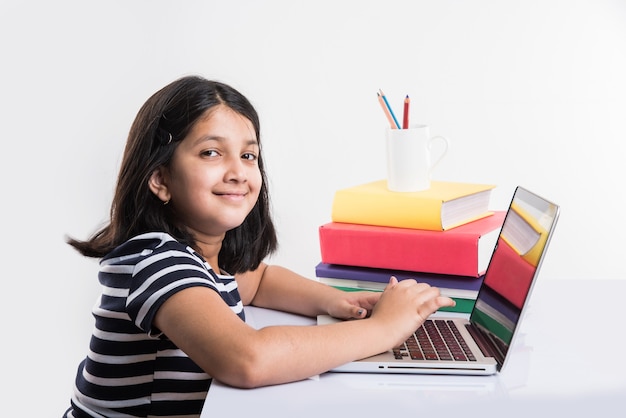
left=201, top=279, right=625, bottom=417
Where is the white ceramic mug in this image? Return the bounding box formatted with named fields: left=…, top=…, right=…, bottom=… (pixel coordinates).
left=385, top=125, right=449, bottom=192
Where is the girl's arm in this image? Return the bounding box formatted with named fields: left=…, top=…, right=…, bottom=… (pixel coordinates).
left=154, top=277, right=454, bottom=389
left=236, top=262, right=381, bottom=319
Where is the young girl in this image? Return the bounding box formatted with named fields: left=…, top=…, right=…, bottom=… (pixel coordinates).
left=63, top=75, right=454, bottom=417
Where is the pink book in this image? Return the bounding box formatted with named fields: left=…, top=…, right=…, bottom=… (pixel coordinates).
left=318, top=211, right=505, bottom=277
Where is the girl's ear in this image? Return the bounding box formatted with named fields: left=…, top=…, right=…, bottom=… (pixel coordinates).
left=148, top=167, right=171, bottom=204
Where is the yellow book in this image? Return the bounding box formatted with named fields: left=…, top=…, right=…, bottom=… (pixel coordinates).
left=331, top=180, right=496, bottom=231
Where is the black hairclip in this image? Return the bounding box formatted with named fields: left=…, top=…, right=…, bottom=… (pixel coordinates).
left=157, top=113, right=174, bottom=146
left=157, top=127, right=174, bottom=146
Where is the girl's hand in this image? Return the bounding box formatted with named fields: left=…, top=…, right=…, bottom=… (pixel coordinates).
left=370, top=277, right=456, bottom=345
left=325, top=289, right=382, bottom=320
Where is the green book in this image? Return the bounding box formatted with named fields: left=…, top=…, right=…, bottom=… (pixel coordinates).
left=330, top=286, right=475, bottom=314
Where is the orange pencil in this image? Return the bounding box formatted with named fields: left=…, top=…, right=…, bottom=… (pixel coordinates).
left=377, top=92, right=397, bottom=129
left=402, top=95, right=410, bottom=129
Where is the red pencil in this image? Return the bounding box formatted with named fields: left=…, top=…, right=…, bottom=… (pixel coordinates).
left=402, top=95, right=410, bottom=129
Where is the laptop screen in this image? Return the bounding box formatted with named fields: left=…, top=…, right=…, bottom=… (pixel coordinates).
left=469, top=186, right=559, bottom=369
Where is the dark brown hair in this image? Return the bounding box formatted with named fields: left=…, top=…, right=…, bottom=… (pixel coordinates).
left=67, top=75, right=277, bottom=273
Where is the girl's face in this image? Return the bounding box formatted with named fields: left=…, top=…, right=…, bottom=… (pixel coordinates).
left=159, top=105, right=262, bottom=241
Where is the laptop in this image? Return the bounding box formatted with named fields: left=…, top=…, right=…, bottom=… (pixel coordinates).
left=317, top=186, right=560, bottom=375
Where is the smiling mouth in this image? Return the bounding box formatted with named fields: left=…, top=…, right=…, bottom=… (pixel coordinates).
left=215, top=191, right=247, bottom=199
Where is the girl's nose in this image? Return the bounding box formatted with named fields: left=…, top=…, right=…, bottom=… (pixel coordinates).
left=224, top=156, right=246, bottom=182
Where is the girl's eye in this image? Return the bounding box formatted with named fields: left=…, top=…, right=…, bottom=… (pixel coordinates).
left=202, top=149, right=219, bottom=157
left=242, top=153, right=258, bottom=161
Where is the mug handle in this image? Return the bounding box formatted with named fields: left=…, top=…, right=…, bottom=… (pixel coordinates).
left=428, top=135, right=449, bottom=174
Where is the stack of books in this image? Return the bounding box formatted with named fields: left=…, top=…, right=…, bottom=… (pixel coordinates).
left=316, top=179, right=505, bottom=314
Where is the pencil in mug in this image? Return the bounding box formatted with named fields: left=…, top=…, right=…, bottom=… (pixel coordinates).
left=377, top=89, right=401, bottom=129
left=402, top=95, right=410, bottom=129
left=377, top=92, right=395, bottom=129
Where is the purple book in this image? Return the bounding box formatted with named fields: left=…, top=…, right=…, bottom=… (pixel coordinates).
left=315, top=262, right=483, bottom=292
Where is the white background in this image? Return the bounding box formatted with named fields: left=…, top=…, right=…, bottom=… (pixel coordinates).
left=1, top=0, right=624, bottom=414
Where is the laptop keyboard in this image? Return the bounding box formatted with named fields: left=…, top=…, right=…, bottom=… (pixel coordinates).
left=393, top=320, right=476, bottom=362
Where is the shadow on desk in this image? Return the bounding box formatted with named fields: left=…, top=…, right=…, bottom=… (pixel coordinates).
left=205, top=376, right=623, bottom=418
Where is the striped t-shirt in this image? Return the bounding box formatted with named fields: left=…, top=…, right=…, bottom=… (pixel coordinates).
left=64, top=232, right=245, bottom=417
